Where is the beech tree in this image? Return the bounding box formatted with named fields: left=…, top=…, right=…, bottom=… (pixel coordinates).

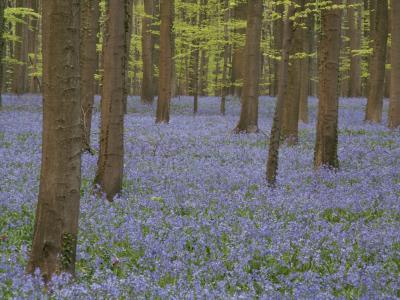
left=156, top=0, right=174, bottom=123
left=80, top=0, right=100, bottom=151
left=314, top=1, right=342, bottom=169
left=389, top=0, right=400, bottom=128
left=234, top=0, right=263, bottom=133
left=282, top=0, right=305, bottom=145
left=27, top=0, right=81, bottom=280
left=141, top=0, right=155, bottom=104
left=266, top=4, right=294, bottom=185
left=231, top=1, right=246, bottom=99
left=365, top=0, right=388, bottom=123
left=95, top=0, right=128, bottom=201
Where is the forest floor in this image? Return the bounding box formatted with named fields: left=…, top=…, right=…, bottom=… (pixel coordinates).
left=1, top=95, right=400, bottom=298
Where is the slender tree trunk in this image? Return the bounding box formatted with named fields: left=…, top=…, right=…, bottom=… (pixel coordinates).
left=124, top=0, right=134, bottom=113
left=12, top=0, right=29, bottom=94
left=27, top=0, right=81, bottom=281
left=389, top=0, right=400, bottom=128
left=156, top=0, right=173, bottom=123
left=233, top=0, right=262, bottom=133
left=94, top=0, right=127, bottom=201
left=220, top=0, right=230, bottom=115
left=299, top=13, right=313, bottom=123
left=80, top=0, right=100, bottom=151
left=282, top=0, right=304, bottom=145
left=314, top=0, right=342, bottom=169
left=348, top=0, right=362, bottom=97
left=266, top=5, right=294, bottom=186
left=27, top=0, right=39, bottom=93
left=141, top=0, right=155, bottom=104
left=0, top=0, right=5, bottom=108
left=365, top=0, right=388, bottom=123
left=231, top=1, right=246, bottom=98
left=272, top=3, right=284, bottom=97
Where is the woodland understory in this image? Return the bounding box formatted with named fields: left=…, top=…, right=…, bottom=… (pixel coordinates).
left=1, top=95, right=400, bottom=299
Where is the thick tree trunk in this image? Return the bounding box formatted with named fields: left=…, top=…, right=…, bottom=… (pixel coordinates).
left=282, top=0, right=304, bottom=145
left=389, top=0, right=400, bottom=128
left=231, top=1, right=246, bottom=98
left=27, top=0, right=81, bottom=280
left=80, top=0, right=99, bottom=151
left=267, top=5, right=294, bottom=186
left=141, top=0, right=155, bottom=104
left=365, top=0, right=388, bottom=123
left=348, top=0, right=362, bottom=97
left=94, top=0, right=127, bottom=201
left=234, top=0, right=262, bottom=133
left=156, top=0, right=173, bottom=123
left=0, top=0, right=5, bottom=108
left=314, top=0, right=342, bottom=169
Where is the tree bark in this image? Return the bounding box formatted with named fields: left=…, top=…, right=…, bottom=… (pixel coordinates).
left=220, top=0, right=230, bottom=115
left=348, top=0, right=362, bottom=97
left=27, top=0, right=81, bottom=280
left=12, top=0, right=29, bottom=94
left=156, top=0, right=173, bottom=123
left=282, top=0, right=304, bottom=145
left=299, top=13, right=313, bottom=123
left=314, top=0, right=342, bottom=169
left=266, top=5, right=294, bottom=186
left=231, top=1, right=246, bottom=98
left=234, top=0, right=262, bottom=133
left=141, top=0, right=155, bottom=104
left=365, top=0, right=388, bottom=123
left=94, top=0, right=127, bottom=201
left=80, top=0, right=100, bottom=151
left=389, top=0, right=400, bottom=128
left=272, top=3, right=284, bottom=97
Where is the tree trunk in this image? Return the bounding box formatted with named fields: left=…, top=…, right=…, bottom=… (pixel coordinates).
left=27, top=0, right=81, bottom=281
left=27, top=0, right=39, bottom=93
left=314, top=0, right=342, bottom=169
left=272, top=3, right=284, bottom=97
left=231, top=1, right=246, bottom=98
left=234, top=0, right=262, bottom=133
left=365, top=0, right=388, bottom=123
left=12, top=0, right=29, bottom=94
left=94, top=0, right=127, bottom=201
left=299, top=13, right=313, bottom=123
left=389, top=0, right=400, bottom=128
left=266, top=5, right=294, bottom=186
left=348, top=0, right=362, bottom=97
left=80, top=0, right=100, bottom=151
left=282, top=0, right=304, bottom=145
left=156, top=0, right=173, bottom=123
left=0, top=0, right=5, bottom=107
left=141, top=0, right=155, bottom=104
left=220, top=0, right=230, bottom=116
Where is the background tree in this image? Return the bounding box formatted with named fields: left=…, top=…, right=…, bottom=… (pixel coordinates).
left=234, top=0, right=263, bottom=133
left=94, top=0, right=128, bottom=201
left=314, top=0, right=342, bottom=169
left=281, top=0, right=306, bottom=145
left=80, top=0, right=100, bottom=151
left=156, top=0, right=174, bottom=123
left=27, top=0, right=81, bottom=280
left=267, top=4, right=294, bottom=185
left=365, top=0, right=388, bottom=123
left=141, top=0, right=155, bottom=104
left=231, top=0, right=246, bottom=98
left=389, top=0, right=400, bottom=128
